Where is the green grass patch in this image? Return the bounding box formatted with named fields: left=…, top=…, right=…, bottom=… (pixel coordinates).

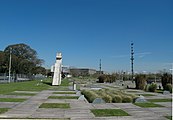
left=48, top=96, right=79, bottom=99
left=0, top=108, right=8, bottom=114
left=165, top=116, right=172, bottom=120
left=156, top=89, right=164, bottom=94
left=60, top=79, right=70, bottom=86
left=126, top=91, right=139, bottom=93
left=48, top=79, right=71, bottom=91
left=5, top=92, right=36, bottom=96
left=138, top=94, right=156, bottom=96
left=0, top=79, right=52, bottom=94
left=53, top=91, right=76, bottom=94
left=147, top=99, right=172, bottom=102
left=133, top=102, right=164, bottom=108
left=0, top=98, right=26, bottom=102
left=39, top=103, right=70, bottom=109
left=91, top=109, right=130, bottom=117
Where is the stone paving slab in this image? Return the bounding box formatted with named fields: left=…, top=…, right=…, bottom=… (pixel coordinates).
left=132, top=116, right=167, bottom=120
left=155, top=102, right=172, bottom=108
left=70, top=101, right=93, bottom=109
left=45, top=99, right=66, bottom=103
left=0, top=89, right=172, bottom=120
left=92, top=103, right=118, bottom=109
left=0, top=90, right=51, bottom=118
left=0, top=102, right=19, bottom=108
left=14, top=91, right=39, bottom=94
left=147, top=107, right=172, bottom=116
left=0, top=95, right=31, bottom=99
left=50, top=94, right=79, bottom=97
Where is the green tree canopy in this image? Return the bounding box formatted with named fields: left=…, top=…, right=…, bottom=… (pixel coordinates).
left=0, top=43, right=45, bottom=74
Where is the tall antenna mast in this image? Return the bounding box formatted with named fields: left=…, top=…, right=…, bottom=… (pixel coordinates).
left=99, top=59, right=102, bottom=74
left=131, top=42, right=134, bottom=82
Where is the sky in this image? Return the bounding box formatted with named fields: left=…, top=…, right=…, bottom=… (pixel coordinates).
left=0, top=0, right=173, bottom=73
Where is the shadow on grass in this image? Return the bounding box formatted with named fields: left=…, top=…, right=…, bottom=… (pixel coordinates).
left=42, top=81, right=52, bottom=86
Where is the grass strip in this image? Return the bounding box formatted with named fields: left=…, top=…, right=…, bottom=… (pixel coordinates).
left=133, top=102, right=164, bottom=108
left=91, top=109, right=130, bottom=117
left=138, top=94, right=156, bottom=96
left=0, top=108, right=8, bottom=114
left=147, top=99, right=172, bottom=102
left=48, top=96, right=78, bottom=99
left=0, top=98, right=26, bottom=102
left=165, top=116, right=172, bottom=120
left=0, top=79, right=52, bottom=94
left=39, top=103, right=70, bottom=109
left=53, top=92, right=76, bottom=94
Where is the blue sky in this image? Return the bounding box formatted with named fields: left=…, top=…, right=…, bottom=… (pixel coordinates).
left=0, top=0, right=173, bottom=73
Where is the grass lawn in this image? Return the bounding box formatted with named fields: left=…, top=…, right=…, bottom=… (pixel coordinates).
left=60, top=79, right=70, bottom=86
left=138, top=94, right=156, bottom=96
left=133, top=102, right=164, bottom=108
left=91, top=109, right=130, bottom=117
left=126, top=91, right=139, bottom=93
left=156, top=89, right=164, bottom=94
left=53, top=91, right=76, bottom=94
left=0, top=78, right=71, bottom=95
left=165, top=116, right=172, bottom=120
left=147, top=99, right=172, bottom=102
left=0, top=98, right=26, bottom=102
left=39, top=103, right=70, bottom=109
left=48, top=79, right=71, bottom=91
left=0, top=79, right=52, bottom=94
left=48, top=96, right=79, bottom=99
left=0, top=108, right=8, bottom=114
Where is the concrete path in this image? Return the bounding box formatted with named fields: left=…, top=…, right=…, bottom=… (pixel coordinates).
left=0, top=89, right=172, bottom=120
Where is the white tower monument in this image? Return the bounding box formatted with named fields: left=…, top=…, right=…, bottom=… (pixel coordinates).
left=52, top=52, right=62, bottom=85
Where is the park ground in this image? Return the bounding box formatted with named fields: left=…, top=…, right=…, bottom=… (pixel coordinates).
left=0, top=78, right=172, bottom=120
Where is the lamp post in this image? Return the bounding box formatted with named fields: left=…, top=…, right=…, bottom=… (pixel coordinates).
left=170, top=63, right=173, bottom=83
left=8, top=48, right=12, bottom=83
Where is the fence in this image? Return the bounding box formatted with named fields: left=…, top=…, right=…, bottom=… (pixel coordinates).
left=0, top=73, right=46, bottom=83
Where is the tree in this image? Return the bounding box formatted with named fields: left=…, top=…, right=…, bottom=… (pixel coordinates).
left=0, top=51, right=7, bottom=73
left=3, top=43, right=44, bottom=74
left=135, top=74, right=147, bottom=90
left=161, top=73, right=172, bottom=90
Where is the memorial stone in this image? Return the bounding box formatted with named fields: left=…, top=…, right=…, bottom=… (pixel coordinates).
left=135, top=95, right=148, bottom=103
left=163, top=90, right=170, bottom=95
left=92, top=98, right=106, bottom=104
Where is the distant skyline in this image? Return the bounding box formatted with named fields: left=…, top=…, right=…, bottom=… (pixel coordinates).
left=0, top=0, right=173, bottom=73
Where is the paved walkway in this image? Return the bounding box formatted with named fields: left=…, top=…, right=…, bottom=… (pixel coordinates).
left=0, top=89, right=172, bottom=120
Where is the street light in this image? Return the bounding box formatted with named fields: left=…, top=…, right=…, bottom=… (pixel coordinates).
left=170, top=63, right=173, bottom=83
left=8, top=48, right=12, bottom=83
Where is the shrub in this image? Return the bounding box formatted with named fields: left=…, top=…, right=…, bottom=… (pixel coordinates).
left=161, top=73, right=172, bottom=90
left=102, top=94, right=112, bottom=103
left=144, top=84, right=150, bottom=92
left=122, top=96, right=133, bottom=103
left=148, top=83, right=157, bottom=92
left=165, top=84, right=172, bottom=93
left=82, top=89, right=136, bottom=103
left=135, top=74, right=147, bottom=90
left=97, top=90, right=112, bottom=103
left=98, top=75, right=106, bottom=83
left=112, top=95, right=122, bottom=103
left=81, top=90, right=99, bottom=103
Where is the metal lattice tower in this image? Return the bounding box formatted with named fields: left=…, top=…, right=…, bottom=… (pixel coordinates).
left=131, top=42, right=134, bottom=81
left=99, top=59, right=102, bottom=74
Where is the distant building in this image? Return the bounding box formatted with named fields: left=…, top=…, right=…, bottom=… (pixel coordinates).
left=51, top=65, right=97, bottom=77
left=62, top=66, right=70, bottom=75
left=70, top=68, right=96, bottom=77
left=96, top=71, right=104, bottom=74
